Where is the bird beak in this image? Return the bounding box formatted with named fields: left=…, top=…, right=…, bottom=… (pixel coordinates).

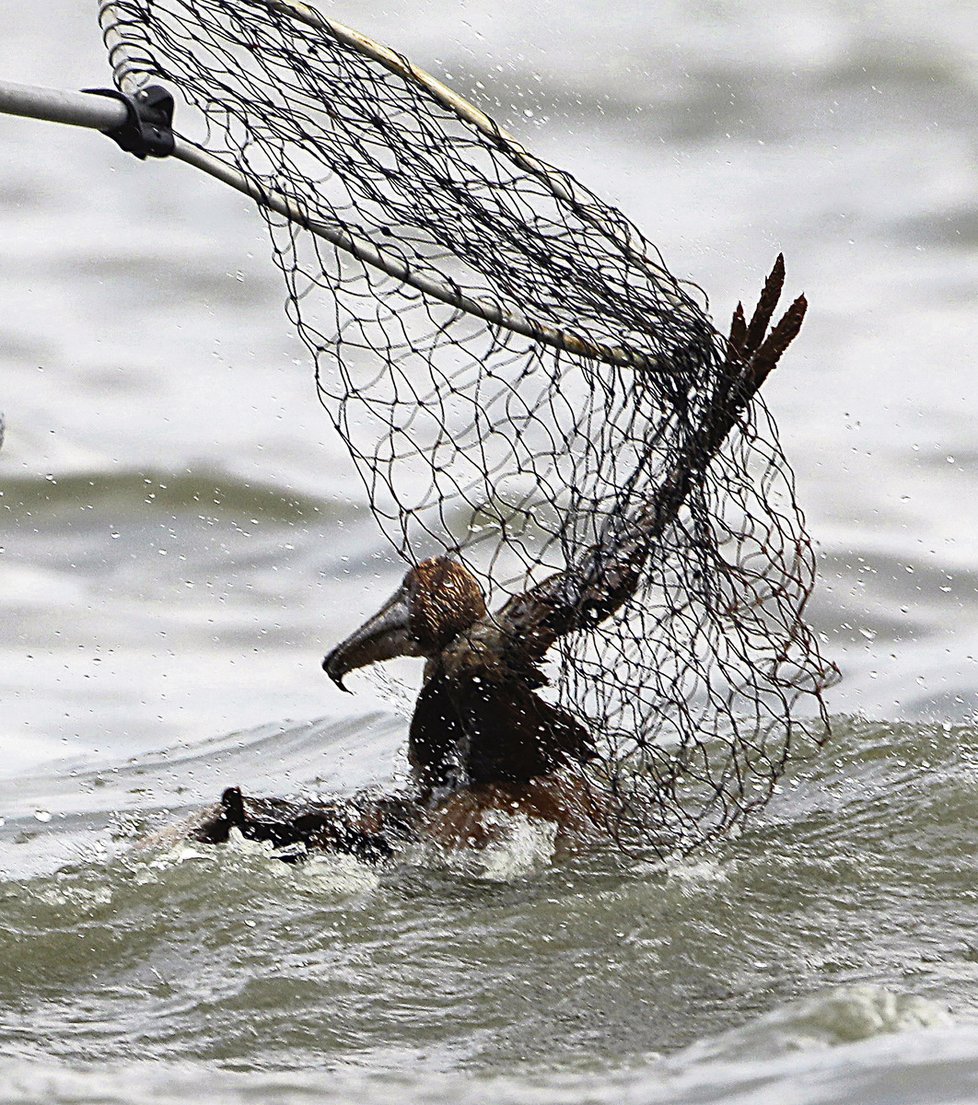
left=322, top=584, right=423, bottom=691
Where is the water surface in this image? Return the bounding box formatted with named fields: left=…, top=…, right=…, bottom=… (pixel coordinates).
left=2, top=2, right=978, bottom=1101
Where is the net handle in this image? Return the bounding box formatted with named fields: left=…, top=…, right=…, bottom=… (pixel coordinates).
left=0, top=79, right=129, bottom=131
left=0, top=67, right=651, bottom=369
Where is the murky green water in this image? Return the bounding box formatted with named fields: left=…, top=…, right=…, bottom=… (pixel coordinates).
left=2, top=717, right=977, bottom=1100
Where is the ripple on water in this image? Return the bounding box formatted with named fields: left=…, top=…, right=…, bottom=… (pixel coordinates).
left=1, top=716, right=977, bottom=1081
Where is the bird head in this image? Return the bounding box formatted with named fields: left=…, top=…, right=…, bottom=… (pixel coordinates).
left=323, top=557, right=487, bottom=691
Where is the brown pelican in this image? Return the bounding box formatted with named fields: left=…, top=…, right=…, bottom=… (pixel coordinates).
left=191, top=257, right=807, bottom=861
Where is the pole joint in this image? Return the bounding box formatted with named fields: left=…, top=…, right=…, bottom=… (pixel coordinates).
left=82, top=84, right=175, bottom=159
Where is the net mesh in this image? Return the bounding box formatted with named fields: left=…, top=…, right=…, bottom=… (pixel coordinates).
left=100, top=0, right=837, bottom=852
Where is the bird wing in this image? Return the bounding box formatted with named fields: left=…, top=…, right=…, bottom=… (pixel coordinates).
left=445, top=255, right=807, bottom=675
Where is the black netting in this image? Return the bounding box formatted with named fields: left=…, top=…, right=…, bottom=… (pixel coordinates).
left=100, top=0, right=837, bottom=852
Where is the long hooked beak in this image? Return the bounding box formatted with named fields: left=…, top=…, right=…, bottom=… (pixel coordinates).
left=322, top=584, right=423, bottom=692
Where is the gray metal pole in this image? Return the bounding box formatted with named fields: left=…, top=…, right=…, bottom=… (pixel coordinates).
left=172, top=138, right=653, bottom=371
left=0, top=80, right=128, bottom=132
left=0, top=76, right=658, bottom=372
left=0, top=75, right=654, bottom=372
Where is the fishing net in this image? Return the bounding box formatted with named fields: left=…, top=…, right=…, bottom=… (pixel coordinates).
left=98, top=0, right=837, bottom=851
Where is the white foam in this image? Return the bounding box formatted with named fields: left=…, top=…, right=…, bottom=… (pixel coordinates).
left=425, top=809, right=559, bottom=882
left=679, top=985, right=954, bottom=1066
left=300, top=852, right=381, bottom=896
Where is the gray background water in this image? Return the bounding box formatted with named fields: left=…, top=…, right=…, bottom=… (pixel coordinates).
left=2, top=2, right=978, bottom=1102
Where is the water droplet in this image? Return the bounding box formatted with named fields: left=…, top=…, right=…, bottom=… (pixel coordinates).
left=34, top=809, right=52, bottom=823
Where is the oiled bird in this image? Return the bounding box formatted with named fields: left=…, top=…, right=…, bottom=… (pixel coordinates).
left=190, top=257, right=807, bottom=861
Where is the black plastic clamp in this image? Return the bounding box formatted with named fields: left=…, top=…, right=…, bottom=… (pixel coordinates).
left=82, top=84, right=175, bottom=160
